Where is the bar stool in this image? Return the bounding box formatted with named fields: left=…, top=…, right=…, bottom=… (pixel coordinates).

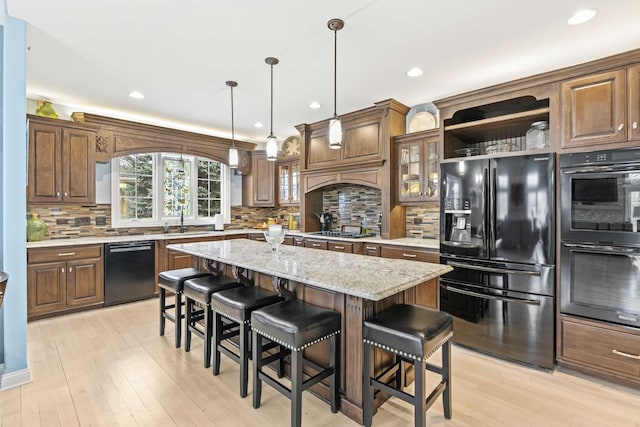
left=251, top=299, right=341, bottom=427
left=158, top=268, right=210, bottom=348
left=183, top=275, right=242, bottom=368
left=210, top=286, right=284, bottom=397
left=362, top=304, right=453, bottom=427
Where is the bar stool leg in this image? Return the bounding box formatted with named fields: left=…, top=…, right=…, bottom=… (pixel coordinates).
left=185, top=297, right=193, bottom=352
left=330, top=334, right=339, bottom=413
left=395, top=354, right=404, bottom=389
left=239, top=322, right=249, bottom=398
left=362, top=342, right=374, bottom=427
left=213, top=312, right=223, bottom=375
left=252, top=331, right=263, bottom=409
left=443, top=340, right=452, bottom=419
left=415, top=359, right=426, bottom=427
left=159, top=288, right=166, bottom=336
left=204, top=305, right=213, bottom=369
left=175, top=292, right=182, bottom=348
left=291, top=349, right=303, bottom=427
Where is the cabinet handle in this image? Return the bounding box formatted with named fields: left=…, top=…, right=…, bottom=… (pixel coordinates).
left=69, top=267, right=73, bottom=272
left=612, top=349, right=640, bottom=360
left=618, top=123, right=625, bottom=131
left=334, top=245, right=344, bottom=249
left=312, top=243, right=322, bottom=247
left=56, top=192, right=60, bottom=197
left=61, top=268, right=65, bottom=273
left=402, top=253, right=417, bottom=258
left=366, top=246, right=377, bottom=250
left=58, top=252, right=76, bottom=257
left=633, top=121, right=638, bottom=130
left=64, top=192, right=68, bottom=197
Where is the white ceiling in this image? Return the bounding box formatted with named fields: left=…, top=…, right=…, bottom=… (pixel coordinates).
left=8, top=0, right=640, bottom=144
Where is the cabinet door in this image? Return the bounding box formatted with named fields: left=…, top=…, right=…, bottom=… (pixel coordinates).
left=305, top=239, right=328, bottom=250
left=561, top=69, right=627, bottom=148
left=27, top=261, right=66, bottom=316
left=62, top=128, right=96, bottom=203
left=243, top=152, right=275, bottom=207
left=398, top=140, right=425, bottom=202
left=278, top=162, right=291, bottom=205
left=27, top=122, right=62, bottom=203
left=290, top=161, right=300, bottom=204
left=167, top=249, right=195, bottom=270
left=629, top=64, right=640, bottom=141
left=414, top=278, right=438, bottom=309
left=66, top=257, right=104, bottom=307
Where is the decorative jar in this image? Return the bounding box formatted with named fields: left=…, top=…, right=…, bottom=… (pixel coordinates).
left=27, top=213, right=47, bottom=242
left=526, top=121, right=550, bottom=150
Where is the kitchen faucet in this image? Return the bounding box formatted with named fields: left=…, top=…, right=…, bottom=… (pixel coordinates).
left=180, top=208, right=186, bottom=233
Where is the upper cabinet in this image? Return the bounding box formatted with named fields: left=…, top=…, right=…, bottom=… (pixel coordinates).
left=394, top=129, right=439, bottom=204
left=561, top=64, right=640, bottom=149
left=27, top=115, right=96, bottom=204
left=277, top=156, right=300, bottom=206
left=439, top=91, right=554, bottom=160
left=242, top=151, right=275, bottom=207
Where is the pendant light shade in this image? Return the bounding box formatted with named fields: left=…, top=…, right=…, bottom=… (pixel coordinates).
left=328, top=18, right=344, bottom=149
left=226, top=81, right=239, bottom=169
left=265, top=57, right=279, bottom=161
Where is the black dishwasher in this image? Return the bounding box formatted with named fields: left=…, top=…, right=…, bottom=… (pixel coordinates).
left=104, top=241, right=155, bottom=306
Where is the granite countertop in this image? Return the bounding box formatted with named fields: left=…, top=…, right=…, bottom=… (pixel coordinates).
left=168, top=240, right=451, bottom=301
left=27, top=229, right=439, bottom=250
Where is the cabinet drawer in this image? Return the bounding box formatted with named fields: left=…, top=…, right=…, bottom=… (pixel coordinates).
left=305, top=239, right=328, bottom=250
left=363, top=244, right=381, bottom=257
left=561, top=318, right=640, bottom=379
left=28, top=245, right=103, bottom=264
left=381, top=246, right=438, bottom=263
left=249, top=233, right=267, bottom=242
left=328, top=241, right=354, bottom=253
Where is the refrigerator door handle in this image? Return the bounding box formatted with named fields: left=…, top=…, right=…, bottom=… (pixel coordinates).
left=490, top=164, right=497, bottom=253
left=447, top=260, right=541, bottom=276
left=563, top=242, right=640, bottom=255
left=442, top=284, right=541, bottom=305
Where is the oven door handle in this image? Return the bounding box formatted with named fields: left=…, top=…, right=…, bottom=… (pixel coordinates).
left=562, top=165, right=640, bottom=174
left=441, top=284, right=541, bottom=306
left=563, top=242, right=640, bottom=255
left=447, top=260, right=541, bottom=276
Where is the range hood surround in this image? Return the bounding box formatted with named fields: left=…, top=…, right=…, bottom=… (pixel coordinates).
left=296, top=99, right=409, bottom=238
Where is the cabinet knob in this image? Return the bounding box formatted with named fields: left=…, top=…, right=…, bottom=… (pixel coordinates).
left=618, top=123, right=625, bottom=131
left=64, top=192, right=68, bottom=197
left=69, top=267, right=73, bottom=272
left=56, top=192, right=60, bottom=197
left=633, top=121, right=638, bottom=130
left=61, top=267, right=65, bottom=273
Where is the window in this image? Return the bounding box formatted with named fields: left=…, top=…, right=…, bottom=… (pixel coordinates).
left=111, top=153, right=230, bottom=228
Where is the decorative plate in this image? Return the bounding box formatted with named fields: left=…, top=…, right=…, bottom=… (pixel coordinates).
left=281, top=136, right=301, bottom=156
left=409, top=111, right=437, bottom=132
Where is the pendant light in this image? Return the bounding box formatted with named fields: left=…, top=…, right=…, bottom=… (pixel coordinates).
left=265, top=57, right=279, bottom=161
left=226, top=80, right=239, bottom=169
left=328, top=18, right=344, bottom=149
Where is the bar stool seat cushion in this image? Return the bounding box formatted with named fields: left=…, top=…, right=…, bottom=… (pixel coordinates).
left=183, top=275, right=240, bottom=304
left=251, top=299, right=341, bottom=351
left=363, top=304, right=453, bottom=360
left=158, top=268, right=209, bottom=292
left=211, top=286, right=283, bottom=323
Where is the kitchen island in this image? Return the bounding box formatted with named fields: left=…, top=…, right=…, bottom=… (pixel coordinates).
left=167, top=239, right=451, bottom=424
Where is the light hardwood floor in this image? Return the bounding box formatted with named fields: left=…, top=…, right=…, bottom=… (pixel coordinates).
left=2, top=299, right=639, bottom=426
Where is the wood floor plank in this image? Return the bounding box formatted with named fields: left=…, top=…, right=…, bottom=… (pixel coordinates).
left=4, top=298, right=639, bottom=427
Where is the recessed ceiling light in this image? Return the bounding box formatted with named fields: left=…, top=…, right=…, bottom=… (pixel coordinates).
left=309, top=101, right=322, bottom=109
left=406, top=67, right=424, bottom=77
left=568, top=9, right=597, bottom=25
left=128, top=91, right=144, bottom=99
left=254, top=122, right=264, bottom=128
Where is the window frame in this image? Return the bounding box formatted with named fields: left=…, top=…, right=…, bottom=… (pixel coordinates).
left=111, top=152, right=231, bottom=228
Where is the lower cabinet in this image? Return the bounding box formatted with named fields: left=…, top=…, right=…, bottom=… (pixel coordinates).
left=559, top=315, right=640, bottom=387
left=381, top=245, right=439, bottom=309
left=27, top=245, right=104, bottom=319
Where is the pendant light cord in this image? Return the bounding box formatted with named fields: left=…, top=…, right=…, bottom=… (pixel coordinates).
left=333, top=27, right=338, bottom=119
left=230, top=85, right=235, bottom=147
left=270, top=61, right=274, bottom=137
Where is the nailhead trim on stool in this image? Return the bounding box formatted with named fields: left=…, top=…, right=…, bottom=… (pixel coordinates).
left=251, top=328, right=340, bottom=352
left=363, top=332, right=452, bottom=362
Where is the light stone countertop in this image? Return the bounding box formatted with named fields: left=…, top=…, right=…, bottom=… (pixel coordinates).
left=26, top=229, right=439, bottom=250
left=167, top=239, right=451, bottom=301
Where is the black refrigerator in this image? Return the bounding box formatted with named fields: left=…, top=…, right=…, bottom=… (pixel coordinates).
left=439, top=153, right=556, bottom=369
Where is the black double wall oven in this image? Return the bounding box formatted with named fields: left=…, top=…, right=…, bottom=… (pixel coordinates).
left=560, top=148, right=640, bottom=328
left=439, top=154, right=555, bottom=369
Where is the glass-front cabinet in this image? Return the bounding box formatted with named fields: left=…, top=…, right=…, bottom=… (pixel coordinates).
left=394, top=129, right=439, bottom=203
left=277, top=156, right=300, bottom=206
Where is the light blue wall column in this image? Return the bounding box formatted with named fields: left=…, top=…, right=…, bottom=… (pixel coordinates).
left=0, top=7, right=30, bottom=389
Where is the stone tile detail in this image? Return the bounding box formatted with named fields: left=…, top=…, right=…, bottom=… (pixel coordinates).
left=405, top=205, right=440, bottom=240
left=321, top=184, right=383, bottom=234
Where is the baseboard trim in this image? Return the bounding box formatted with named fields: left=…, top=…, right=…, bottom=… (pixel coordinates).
left=0, top=367, right=32, bottom=391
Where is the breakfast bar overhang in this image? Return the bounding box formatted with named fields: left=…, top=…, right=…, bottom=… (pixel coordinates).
left=167, top=239, right=452, bottom=424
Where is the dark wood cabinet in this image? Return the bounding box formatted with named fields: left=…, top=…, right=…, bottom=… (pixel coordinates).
left=242, top=151, right=275, bottom=207
left=394, top=129, right=439, bottom=204
left=304, top=239, right=328, bottom=250
left=27, top=115, right=96, bottom=204
left=362, top=243, right=381, bottom=257
left=381, top=245, right=439, bottom=309
left=628, top=64, right=640, bottom=141
left=277, top=156, right=300, bottom=206
left=27, top=245, right=104, bottom=319
left=559, top=315, right=640, bottom=387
